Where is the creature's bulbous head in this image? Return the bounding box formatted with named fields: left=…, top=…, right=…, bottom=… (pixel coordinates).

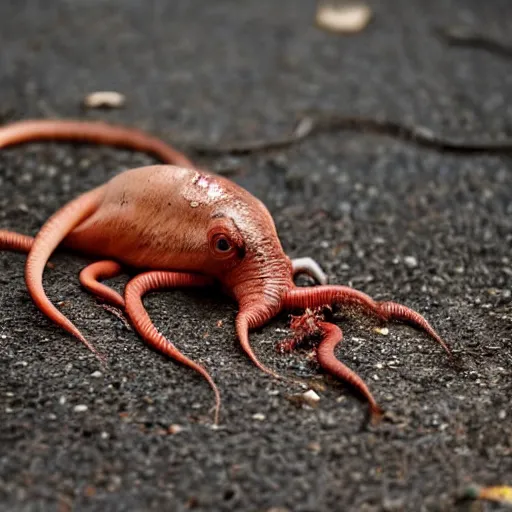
left=198, top=176, right=294, bottom=309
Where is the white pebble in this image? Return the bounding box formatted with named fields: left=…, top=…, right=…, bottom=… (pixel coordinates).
left=316, top=2, right=372, bottom=34
left=83, top=91, right=126, bottom=109
left=168, top=424, right=183, bottom=435
left=74, top=404, right=88, bottom=412
left=404, top=256, right=418, bottom=268
left=302, top=389, right=321, bottom=407
left=252, top=413, right=266, bottom=421
left=90, top=371, right=103, bottom=378
left=498, top=410, right=506, bottom=420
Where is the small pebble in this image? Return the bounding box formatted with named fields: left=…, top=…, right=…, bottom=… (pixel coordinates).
left=374, top=327, right=389, bottom=336
left=83, top=91, right=126, bottom=109
left=168, top=424, right=183, bottom=435
left=307, top=441, right=321, bottom=453
left=316, top=2, right=372, bottom=34
left=252, top=413, right=266, bottom=421
left=302, top=389, right=321, bottom=407
left=74, top=404, right=88, bottom=412
left=498, top=410, right=506, bottom=420
left=404, top=256, right=418, bottom=268
left=90, top=371, right=103, bottom=378
left=101, top=431, right=110, bottom=439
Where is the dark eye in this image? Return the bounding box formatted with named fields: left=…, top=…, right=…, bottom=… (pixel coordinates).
left=215, top=237, right=231, bottom=252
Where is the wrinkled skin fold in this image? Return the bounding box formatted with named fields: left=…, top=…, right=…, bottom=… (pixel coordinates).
left=0, top=119, right=451, bottom=424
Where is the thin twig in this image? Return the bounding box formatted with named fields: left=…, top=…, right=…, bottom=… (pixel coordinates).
left=190, top=113, right=512, bottom=156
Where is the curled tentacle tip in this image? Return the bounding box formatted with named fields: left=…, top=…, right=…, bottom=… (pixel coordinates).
left=95, top=353, right=109, bottom=369
left=369, top=406, right=384, bottom=426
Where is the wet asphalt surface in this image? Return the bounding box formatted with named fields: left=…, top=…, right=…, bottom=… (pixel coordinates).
left=1, top=1, right=512, bottom=511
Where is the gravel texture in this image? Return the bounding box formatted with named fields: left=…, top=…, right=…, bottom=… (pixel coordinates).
left=1, top=1, right=511, bottom=511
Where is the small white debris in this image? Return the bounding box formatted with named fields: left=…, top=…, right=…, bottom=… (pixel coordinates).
left=498, top=410, right=507, bottom=420
left=372, top=374, right=379, bottom=381
left=5, top=407, right=13, bottom=414
left=5, top=392, right=14, bottom=397
left=190, top=201, right=199, bottom=208
left=74, top=404, right=88, bottom=412
left=14, top=361, right=28, bottom=367
left=404, top=256, right=418, bottom=268
left=101, top=431, right=110, bottom=440
left=0, top=334, right=7, bottom=339
left=90, top=371, right=103, bottom=378
left=252, top=413, right=266, bottom=421
left=316, top=2, right=372, bottom=34
left=375, top=362, right=384, bottom=369
left=48, top=413, right=57, bottom=420
left=307, top=441, right=321, bottom=453
left=59, top=396, right=66, bottom=405
left=83, top=91, right=126, bottom=109
left=302, top=389, right=321, bottom=407
left=168, top=424, right=183, bottom=435
left=374, top=327, right=389, bottom=336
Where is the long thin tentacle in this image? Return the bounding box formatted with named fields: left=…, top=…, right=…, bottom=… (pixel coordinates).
left=123, top=270, right=221, bottom=424
left=0, top=119, right=194, bottom=168
left=25, top=186, right=106, bottom=361
left=0, top=230, right=34, bottom=252
left=79, top=260, right=125, bottom=308
left=316, top=321, right=383, bottom=422
left=282, top=285, right=451, bottom=356
left=235, top=306, right=282, bottom=380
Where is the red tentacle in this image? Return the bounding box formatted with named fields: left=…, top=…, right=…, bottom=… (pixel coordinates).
left=0, top=230, right=34, bottom=253
left=236, top=306, right=282, bottom=379
left=25, top=187, right=106, bottom=362
left=282, top=285, right=450, bottom=356
left=123, top=271, right=221, bottom=424
left=316, top=321, right=383, bottom=422
left=0, top=119, right=195, bottom=168
left=79, top=260, right=125, bottom=308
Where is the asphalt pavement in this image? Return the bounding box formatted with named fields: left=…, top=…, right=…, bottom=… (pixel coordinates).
left=1, top=1, right=511, bottom=511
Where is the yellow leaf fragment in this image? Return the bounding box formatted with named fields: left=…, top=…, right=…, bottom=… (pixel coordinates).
left=464, top=484, right=512, bottom=505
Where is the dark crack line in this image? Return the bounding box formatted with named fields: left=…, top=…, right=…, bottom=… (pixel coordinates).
left=435, top=25, right=512, bottom=60
left=190, top=113, right=512, bottom=156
